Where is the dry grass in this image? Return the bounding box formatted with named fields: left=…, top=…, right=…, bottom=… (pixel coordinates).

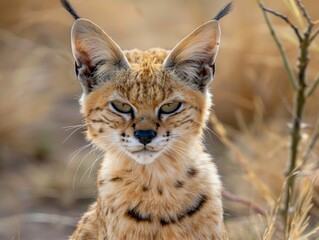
left=0, top=28, right=77, bottom=155
left=212, top=114, right=319, bottom=239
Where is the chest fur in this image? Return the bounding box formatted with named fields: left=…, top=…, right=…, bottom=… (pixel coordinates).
left=96, top=156, right=224, bottom=240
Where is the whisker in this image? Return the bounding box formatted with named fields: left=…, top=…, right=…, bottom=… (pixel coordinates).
left=62, top=126, right=86, bottom=143
left=192, top=119, right=225, bottom=144
left=73, top=145, right=98, bottom=189
left=115, top=147, right=128, bottom=171
left=89, top=153, right=104, bottom=178
left=103, top=147, right=124, bottom=174
left=65, top=142, right=93, bottom=175
left=80, top=150, right=104, bottom=182
left=165, top=147, right=184, bottom=171
left=81, top=140, right=121, bottom=181
left=166, top=142, right=190, bottom=161
left=170, top=147, right=192, bottom=171
left=63, top=123, right=87, bottom=131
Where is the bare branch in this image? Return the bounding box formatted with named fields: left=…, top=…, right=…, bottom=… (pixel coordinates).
left=222, top=190, right=267, bottom=217
left=258, top=0, right=317, bottom=234
left=306, top=75, right=319, bottom=97
left=295, top=0, right=313, bottom=26
left=310, top=28, right=319, bottom=43
left=301, top=118, right=319, bottom=164
left=257, top=0, right=298, bottom=90
left=262, top=6, right=302, bottom=41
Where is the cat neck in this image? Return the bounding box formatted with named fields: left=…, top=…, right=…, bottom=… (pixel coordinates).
left=97, top=139, right=208, bottom=191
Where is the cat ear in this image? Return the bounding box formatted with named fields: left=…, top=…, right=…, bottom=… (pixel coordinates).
left=163, top=20, right=220, bottom=91
left=71, top=19, right=130, bottom=95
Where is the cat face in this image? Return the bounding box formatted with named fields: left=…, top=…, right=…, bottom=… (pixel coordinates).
left=71, top=19, right=220, bottom=164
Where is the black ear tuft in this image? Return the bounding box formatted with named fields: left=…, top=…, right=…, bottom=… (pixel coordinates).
left=213, top=2, right=233, bottom=21
left=60, top=0, right=81, bottom=20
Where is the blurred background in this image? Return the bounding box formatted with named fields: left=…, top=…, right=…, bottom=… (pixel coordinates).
left=0, top=0, right=318, bottom=239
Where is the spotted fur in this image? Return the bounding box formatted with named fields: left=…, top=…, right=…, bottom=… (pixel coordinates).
left=61, top=1, right=231, bottom=239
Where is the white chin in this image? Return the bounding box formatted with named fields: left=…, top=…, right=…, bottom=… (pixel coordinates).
left=129, top=150, right=160, bottom=165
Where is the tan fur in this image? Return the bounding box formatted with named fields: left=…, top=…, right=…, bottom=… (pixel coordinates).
left=69, top=19, right=228, bottom=240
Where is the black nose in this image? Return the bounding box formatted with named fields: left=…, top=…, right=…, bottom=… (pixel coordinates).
left=134, top=130, right=157, bottom=145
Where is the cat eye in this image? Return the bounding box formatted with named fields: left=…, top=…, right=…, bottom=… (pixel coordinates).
left=111, top=100, right=133, bottom=114
left=160, top=102, right=182, bottom=115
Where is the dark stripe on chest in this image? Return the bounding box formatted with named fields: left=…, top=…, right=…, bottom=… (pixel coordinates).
left=160, top=194, right=207, bottom=226
left=126, top=206, right=152, bottom=223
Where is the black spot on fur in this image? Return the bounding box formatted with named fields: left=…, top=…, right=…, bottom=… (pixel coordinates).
left=174, top=180, right=184, bottom=188
left=159, top=194, right=207, bottom=226
left=98, top=179, right=105, bottom=186
left=109, top=177, right=122, bottom=182
left=142, top=185, right=149, bottom=192
left=187, top=167, right=198, bottom=177
left=157, top=186, right=163, bottom=195
left=126, top=207, right=152, bottom=223
left=91, top=119, right=105, bottom=123
left=185, top=194, right=207, bottom=217
left=160, top=218, right=170, bottom=226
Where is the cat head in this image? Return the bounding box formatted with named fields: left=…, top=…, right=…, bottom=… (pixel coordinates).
left=70, top=18, right=221, bottom=164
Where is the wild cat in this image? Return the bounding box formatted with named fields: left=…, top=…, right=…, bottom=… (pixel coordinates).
left=60, top=0, right=232, bottom=239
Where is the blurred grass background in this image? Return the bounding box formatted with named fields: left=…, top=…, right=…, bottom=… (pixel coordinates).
left=0, top=0, right=318, bottom=239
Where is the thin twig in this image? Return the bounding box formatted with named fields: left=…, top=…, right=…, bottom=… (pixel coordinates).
left=301, top=118, right=319, bottom=164
left=257, top=0, right=298, bottom=90
left=262, top=6, right=302, bottom=41
left=222, top=190, right=267, bottom=217
left=306, top=75, right=319, bottom=97
left=310, top=28, right=319, bottom=42
left=295, top=0, right=313, bottom=26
